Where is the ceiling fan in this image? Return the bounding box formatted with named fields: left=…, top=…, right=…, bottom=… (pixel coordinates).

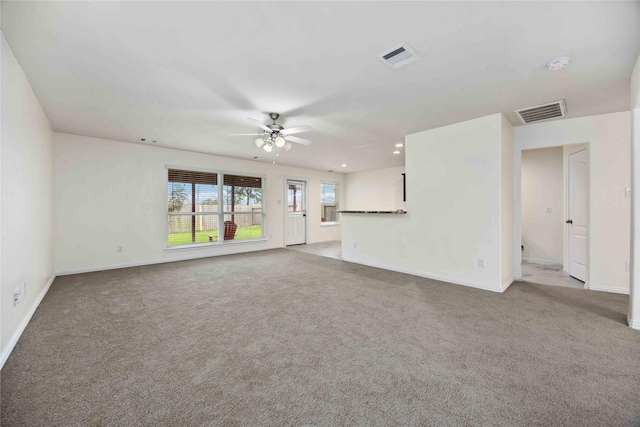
left=231, top=113, right=313, bottom=153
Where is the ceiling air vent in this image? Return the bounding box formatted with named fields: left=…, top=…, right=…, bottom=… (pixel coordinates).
left=513, top=100, right=567, bottom=125
left=378, top=43, right=421, bottom=70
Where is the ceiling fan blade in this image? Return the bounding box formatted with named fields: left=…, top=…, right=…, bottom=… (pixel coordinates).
left=247, top=118, right=272, bottom=133
left=280, top=125, right=313, bottom=136
left=285, top=135, right=312, bottom=146
left=229, top=133, right=264, bottom=136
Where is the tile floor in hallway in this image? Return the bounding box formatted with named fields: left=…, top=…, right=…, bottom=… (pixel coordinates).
left=286, top=241, right=342, bottom=260
left=521, top=261, right=585, bottom=289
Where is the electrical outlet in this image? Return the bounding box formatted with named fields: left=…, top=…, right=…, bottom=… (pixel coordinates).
left=116, top=246, right=123, bottom=253
left=477, top=258, right=485, bottom=268
left=626, top=262, right=630, bottom=272
left=12, top=287, right=23, bottom=308
left=625, top=188, right=631, bottom=198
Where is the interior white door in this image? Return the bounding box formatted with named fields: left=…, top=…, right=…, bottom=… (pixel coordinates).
left=286, top=180, right=306, bottom=246
left=568, top=149, right=588, bottom=282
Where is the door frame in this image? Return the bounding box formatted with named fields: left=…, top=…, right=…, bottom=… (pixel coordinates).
left=284, top=176, right=309, bottom=247
left=565, top=144, right=590, bottom=283
left=514, top=141, right=591, bottom=283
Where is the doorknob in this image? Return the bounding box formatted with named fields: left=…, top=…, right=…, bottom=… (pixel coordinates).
left=566, top=219, right=573, bottom=224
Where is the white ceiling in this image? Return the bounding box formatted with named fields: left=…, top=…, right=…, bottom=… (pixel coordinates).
left=2, top=1, right=638, bottom=172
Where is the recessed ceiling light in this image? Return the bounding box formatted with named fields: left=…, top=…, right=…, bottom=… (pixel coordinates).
left=341, top=164, right=347, bottom=167
left=395, top=143, right=404, bottom=147
left=393, top=150, right=401, bottom=154
left=547, top=56, right=570, bottom=71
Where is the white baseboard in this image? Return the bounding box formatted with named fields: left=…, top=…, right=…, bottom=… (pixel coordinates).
left=0, top=273, right=56, bottom=370
left=56, top=247, right=275, bottom=276
left=522, top=258, right=563, bottom=267
left=502, top=278, right=515, bottom=291
left=57, top=258, right=185, bottom=276
left=341, top=256, right=504, bottom=293
left=628, top=315, right=640, bottom=330
left=587, top=283, right=629, bottom=295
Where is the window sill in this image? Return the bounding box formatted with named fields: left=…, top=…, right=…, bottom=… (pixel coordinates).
left=164, top=237, right=268, bottom=251
left=320, top=222, right=340, bottom=227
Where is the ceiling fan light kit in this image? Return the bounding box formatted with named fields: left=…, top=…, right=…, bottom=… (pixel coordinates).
left=232, top=112, right=313, bottom=154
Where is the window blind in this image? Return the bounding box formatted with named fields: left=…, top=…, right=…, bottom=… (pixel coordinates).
left=168, top=169, right=217, bottom=185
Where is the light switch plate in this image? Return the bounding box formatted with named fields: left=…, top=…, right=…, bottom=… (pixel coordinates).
left=626, top=188, right=631, bottom=198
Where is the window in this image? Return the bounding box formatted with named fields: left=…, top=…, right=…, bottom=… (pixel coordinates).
left=320, top=183, right=338, bottom=223
left=167, top=168, right=265, bottom=246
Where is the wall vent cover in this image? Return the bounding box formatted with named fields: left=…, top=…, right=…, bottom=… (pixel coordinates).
left=514, top=100, right=567, bottom=124
left=378, top=43, right=421, bottom=70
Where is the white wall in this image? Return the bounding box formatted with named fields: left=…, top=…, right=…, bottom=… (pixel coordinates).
left=514, top=112, right=631, bottom=293
left=344, top=166, right=405, bottom=211
left=0, top=8, right=3, bottom=363
left=629, top=53, right=640, bottom=328
left=521, top=147, right=564, bottom=264
left=54, top=133, right=344, bottom=274
left=342, top=114, right=514, bottom=292
left=1, top=33, right=55, bottom=365
left=501, top=115, right=514, bottom=290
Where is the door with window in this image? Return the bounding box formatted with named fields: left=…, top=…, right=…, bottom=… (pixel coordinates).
left=286, top=180, right=306, bottom=245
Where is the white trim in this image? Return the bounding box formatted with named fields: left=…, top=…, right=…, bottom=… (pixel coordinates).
left=587, top=283, right=630, bottom=295
left=513, top=149, right=523, bottom=281
left=522, top=258, right=563, bottom=267
left=284, top=177, right=308, bottom=246
left=57, top=247, right=275, bottom=276
left=341, top=256, right=504, bottom=293
left=320, top=222, right=340, bottom=227
left=502, top=278, right=515, bottom=291
left=164, top=237, right=267, bottom=251
left=628, top=315, right=640, bottom=330
left=1, top=274, right=56, bottom=370
left=566, top=145, right=590, bottom=283
left=166, top=168, right=268, bottom=245
left=513, top=138, right=592, bottom=293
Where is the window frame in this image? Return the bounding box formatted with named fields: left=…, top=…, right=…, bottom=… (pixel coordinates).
left=320, top=182, right=340, bottom=226
left=165, top=165, right=267, bottom=249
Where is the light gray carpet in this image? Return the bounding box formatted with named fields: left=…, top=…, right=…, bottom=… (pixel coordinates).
left=2, top=249, right=639, bottom=426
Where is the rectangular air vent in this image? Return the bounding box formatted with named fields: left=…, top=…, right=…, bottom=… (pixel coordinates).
left=514, top=100, right=567, bottom=124
left=378, top=43, right=421, bottom=70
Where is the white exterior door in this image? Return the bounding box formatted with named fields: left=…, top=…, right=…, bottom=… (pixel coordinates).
left=568, top=149, right=588, bottom=282
left=286, top=180, right=306, bottom=246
